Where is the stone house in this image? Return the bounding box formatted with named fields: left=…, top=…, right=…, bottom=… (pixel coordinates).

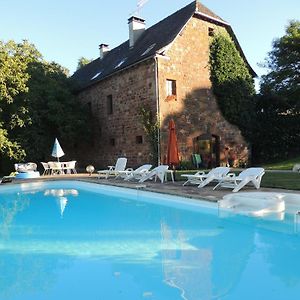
left=72, top=0, right=256, bottom=169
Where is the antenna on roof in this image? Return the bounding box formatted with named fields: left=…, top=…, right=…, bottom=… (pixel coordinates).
left=130, top=0, right=149, bottom=17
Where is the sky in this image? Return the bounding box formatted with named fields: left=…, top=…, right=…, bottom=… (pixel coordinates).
left=1, top=0, right=299, bottom=80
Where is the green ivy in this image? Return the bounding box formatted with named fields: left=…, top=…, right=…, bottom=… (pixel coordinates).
left=209, top=34, right=256, bottom=133
left=139, top=106, right=159, bottom=166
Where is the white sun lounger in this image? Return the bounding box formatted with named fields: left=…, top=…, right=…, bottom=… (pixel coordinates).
left=181, top=167, right=230, bottom=187
left=0, top=175, right=14, bottom=184
left=139, top=165, right=169, bottom=183
left=213, top=167, right=265, bottom=193
left=97, top=157, right=127, bottom=179
left=118, top=164, right=152, bottom=181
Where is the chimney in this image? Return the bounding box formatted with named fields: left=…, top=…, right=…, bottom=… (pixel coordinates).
left=99, top=43, right=109, bottom=59
left=128, top=16, right=145, bottom=48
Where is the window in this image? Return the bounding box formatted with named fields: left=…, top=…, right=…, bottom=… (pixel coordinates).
left=110, top=138, right=115, bottom=146
left=208, top=27, right=214, bottom=37
left=96, top=100, right=101, bottom=111
left=136, top=136, right=143, bottom=144
left=141, top=43, right=156, bottom=56
left=166, top=79, right=176, bottom=96
left=90, top=71, right=102, bottom=80
left=114, top=58, right=127, bottom=69
left=87, top=102, right=92, bottom=114
left=107, top=95, right=113, bottom=114
left=166, top=79, right=177, bottom=101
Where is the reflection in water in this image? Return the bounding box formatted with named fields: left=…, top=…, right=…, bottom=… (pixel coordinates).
left=161, top=221, right=212, bottom=300
left=44, top=189, right=79, bottom=197
left=0, top=193, right=30, bottom=239
left=56, top=197, right=68, bottom=217
left=44, top=189, right=79, bottom=217
left=259, top=230, right=300, bottom=287
left=0, top=184, right=300, bottom=300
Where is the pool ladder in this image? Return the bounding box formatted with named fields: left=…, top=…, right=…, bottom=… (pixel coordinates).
left=135, top=184, right=146, bottom=201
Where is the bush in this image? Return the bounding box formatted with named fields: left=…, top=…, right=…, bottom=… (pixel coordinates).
left=178, top=160, right=196, bottom=170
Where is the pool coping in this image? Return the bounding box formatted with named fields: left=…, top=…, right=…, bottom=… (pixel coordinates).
left=1, top=173, right=299, bottom=203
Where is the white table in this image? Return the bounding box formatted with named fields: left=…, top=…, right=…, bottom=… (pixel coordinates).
left=164, top=170, right=175, bottom=183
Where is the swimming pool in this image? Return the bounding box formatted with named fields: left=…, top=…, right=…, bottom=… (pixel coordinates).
left=1, top=180, right=300, bottom=300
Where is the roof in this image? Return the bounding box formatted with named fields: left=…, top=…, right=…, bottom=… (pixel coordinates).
left=72, top=1, right=256, bottom=91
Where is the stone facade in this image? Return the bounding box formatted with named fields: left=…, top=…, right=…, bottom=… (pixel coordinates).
left=157, top=16, right=248, bottom=168
left=76, top=11, right=249, bottom=169
left=77, top=60, right=157, bottom=168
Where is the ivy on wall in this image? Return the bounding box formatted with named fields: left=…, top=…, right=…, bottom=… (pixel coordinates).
left=209, top=33, right=256, bottom=134
left=139, top=106, right=159, bottom=166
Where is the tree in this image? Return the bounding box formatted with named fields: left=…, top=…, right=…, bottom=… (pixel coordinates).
left=260, top=20, right=300, bottom=111
left=16, top=61, right=91, bottom=162
left=77, top=57, right=93, bottom=70
left=0, top=39, right=92, bottom=173
left=0, top=40, right=40, bottom=161
left=0, top=123, right=25, bottom=160
left=255, top=21, right=300, bottom=162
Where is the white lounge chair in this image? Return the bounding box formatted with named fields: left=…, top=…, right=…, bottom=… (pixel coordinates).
left=181, top=167, right=230, bottom=187
left=0, top=175, right=14, bottom=183
left=118, top=164, right=152, bottom=181
left=97, top=157, right=127, bottom=179
left=139, top=165, right=169, bottom=183
left=14, top=162, right=40, bottom=178
left=292, top=164, right=300, bottom=172
left=14, top=162, right=37, bottom=173
left=213, top=167, right=265, bottom=193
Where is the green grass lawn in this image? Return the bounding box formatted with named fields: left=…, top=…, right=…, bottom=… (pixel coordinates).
left=173, top=169, right=300, bottom=191
left=261, top=171, right=300, bottom=190
left=262, top=156, right=300, bottom=170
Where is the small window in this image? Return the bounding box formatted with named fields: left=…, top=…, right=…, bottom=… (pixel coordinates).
left=141, top=43, right=156, bottom=56
left=110, top=138, right=115, bottom=146
left=208, top=27, right=214, bottom=37
left=166, top=79, right=177, bottom=96
left=107, top=95, right=113, bottom=114
left=114, top=58, right=127, bottom=69
left=90, top=71, right=102, bottom=80
left=96, top=99, right=101, bottom=110
left=136, top=136, right=143, bottom=144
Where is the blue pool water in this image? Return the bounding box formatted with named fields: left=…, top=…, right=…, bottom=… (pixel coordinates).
left=0, top=181, right=300, bottom=300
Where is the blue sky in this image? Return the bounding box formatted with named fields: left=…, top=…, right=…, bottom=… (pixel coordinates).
left=1, top=0, right=299, bottom=80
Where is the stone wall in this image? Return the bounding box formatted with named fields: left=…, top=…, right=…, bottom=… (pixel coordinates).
left=157, top=16, right=249, bottom=167
left=77, top=61, right=157, bottom=169
left=76, top=15, right=250, bottom=169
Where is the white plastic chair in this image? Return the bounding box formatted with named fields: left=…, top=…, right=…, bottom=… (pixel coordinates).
left=97, top=157, right=127, bottom=179
left=213, top=167, right=265, bottom=193
left=48, top=161, right=63, bottom=175
left=139, top=165, right=169, bottom=183
left=64, top=161, right=77, bottom=174
left=181, top=167, right=230, bottom=187
left=41, top=162, right=51, bottom=175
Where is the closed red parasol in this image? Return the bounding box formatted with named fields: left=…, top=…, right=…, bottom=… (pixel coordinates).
left=167, top=119, right=180, bottom=167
